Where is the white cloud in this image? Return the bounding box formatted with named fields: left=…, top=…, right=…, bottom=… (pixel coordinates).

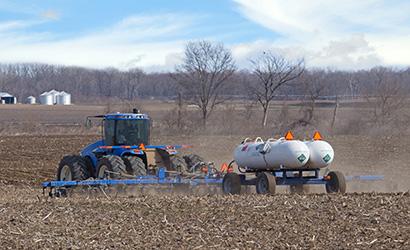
left=0, top=14, right=192, bottom=71
left=233, top=0, right=410, bottom=69
left=0, top=19, right=43, bottom=32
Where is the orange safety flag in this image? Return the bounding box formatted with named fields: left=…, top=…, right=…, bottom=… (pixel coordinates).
left=313, top=131, right=323, bottom=140
left=220, top=163, right=228, bottom=172
left=284, top=131, right=294, bottom=140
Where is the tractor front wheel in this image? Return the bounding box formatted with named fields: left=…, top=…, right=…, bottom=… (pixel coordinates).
left=96, top=155, right=127, bottom=179
left=57, top=155, right=91, bottom=181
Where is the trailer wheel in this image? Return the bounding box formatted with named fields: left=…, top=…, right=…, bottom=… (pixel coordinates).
left=57, top=155, right=91, bottom=181
left=256, top=172, right=276, bottom=194
left=325, top=171, right=346, bottom=194
left=222, top=173, right=241, bottom=195
left=171, top=155, right=188, bottom=174
left=123, top=156, right=147, bottom=176
left=96, top=155, right=127, bottom=179
left=183, top=154, right=205, bottom=172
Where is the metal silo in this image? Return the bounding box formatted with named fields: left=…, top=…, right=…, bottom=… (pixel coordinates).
left=39, top=91, right=54, bottom=105
left=56, top=91, right=71, bottom=105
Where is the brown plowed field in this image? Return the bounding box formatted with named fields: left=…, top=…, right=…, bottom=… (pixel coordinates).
left=0, top=134, right=409, bottom=248
left=0, top=190, right=408, bottom=249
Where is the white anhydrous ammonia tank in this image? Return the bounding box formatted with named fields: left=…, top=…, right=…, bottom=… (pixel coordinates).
left=234, top=138, right=310, bottom=169
left=304, top=140, right=334, bottom=168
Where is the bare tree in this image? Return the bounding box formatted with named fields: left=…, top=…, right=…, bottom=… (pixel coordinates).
left=362, top=67, right=407, bottom=126
left=173, top=40, right=236, bottom=127
left=123, top=68, right=145, bottom=100
left=300, top=71, right=327, bottom=125
left=250, top=52, right=304, bottom=127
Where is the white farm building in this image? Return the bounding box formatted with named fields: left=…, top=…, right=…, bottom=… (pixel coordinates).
left=0, top=92, right=17, bottom=104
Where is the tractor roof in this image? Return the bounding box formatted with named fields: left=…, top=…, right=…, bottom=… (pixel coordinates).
left=104, top=112, right=149, bottom=120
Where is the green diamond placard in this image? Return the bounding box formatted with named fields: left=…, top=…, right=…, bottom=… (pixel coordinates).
left=323, top=154, right=331, bottom=163
left=297, top=154, right=306, bottom=163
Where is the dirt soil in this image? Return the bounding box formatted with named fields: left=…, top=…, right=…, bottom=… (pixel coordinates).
left=0, top=134, right=409, bottom=249
left=0, top=189, right=408, bottom=249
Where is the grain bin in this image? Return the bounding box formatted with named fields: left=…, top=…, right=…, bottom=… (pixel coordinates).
left=47, top=89, right=60, bottom=104
left=39, top=91, right=54, bottom=105
left=56, top=91, right=71, bottom=105
left=26, top=96, right=36, bottom=104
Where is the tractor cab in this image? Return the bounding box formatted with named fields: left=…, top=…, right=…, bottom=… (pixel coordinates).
left=103, top=112, right=150, bottom=146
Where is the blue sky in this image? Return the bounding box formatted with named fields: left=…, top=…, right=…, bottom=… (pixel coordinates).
left=0, top=0, right=409, bottom=71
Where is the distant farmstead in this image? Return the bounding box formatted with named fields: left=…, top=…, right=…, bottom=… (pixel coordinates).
left=0, top=92, right=17, bottom=104
left=39, top=90, right=71, bottom=105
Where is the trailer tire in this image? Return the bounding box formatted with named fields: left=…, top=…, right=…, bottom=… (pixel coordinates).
left=57, top=155, right=91, bottom=181
left=183, top=154, right=205, bottom=172
left=171, top=155, right=188, bottom=174
left=325, top=171, right=346, bottom=194
left=96, top=155, right=127, bottom=179
left=123, top=156, right=147, bottom=176
left=256, top=172, right=276, bottom=195
left=222, top=173, right=241, bottom=195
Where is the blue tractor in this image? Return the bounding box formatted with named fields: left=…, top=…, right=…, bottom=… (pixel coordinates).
left=56, top=109, right=204, bottom=181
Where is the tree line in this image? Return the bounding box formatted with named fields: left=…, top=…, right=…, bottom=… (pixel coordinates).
left=1, top=40, right=410, bottom=127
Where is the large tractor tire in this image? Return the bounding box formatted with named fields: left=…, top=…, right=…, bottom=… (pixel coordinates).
left=96, top=155, right=127, bottom=179
left=183, top=154, right=205, bottom=172
left=170, top=155, right=188, bottom=174
left=222, top=173, right=241, bottom=195
left=123, top=156, right=147, bottom=176
left=57, top=155, right=91, bottom=181
left=325, top=171, right=346, bottom=194
left=256, top=172, right=276, bottom=195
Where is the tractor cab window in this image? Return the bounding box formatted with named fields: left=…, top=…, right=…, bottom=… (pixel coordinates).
left=104, top=118, right=150, bottom=146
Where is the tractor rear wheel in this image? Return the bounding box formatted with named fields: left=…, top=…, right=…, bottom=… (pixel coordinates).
left=325, top=171, right=346, bottom=194
left=183, top=154, right=205, bottom=172
left=123, top=156, right=147, bottom=176
left=170, top=155, right=188, bottom=174
left=222, top=173, right=241, bottom=195
left=96, top=155, right=127, bottom=179
left=256, top=172, right=276, bottom=195
left=57, top=155, right=91, bottom=181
